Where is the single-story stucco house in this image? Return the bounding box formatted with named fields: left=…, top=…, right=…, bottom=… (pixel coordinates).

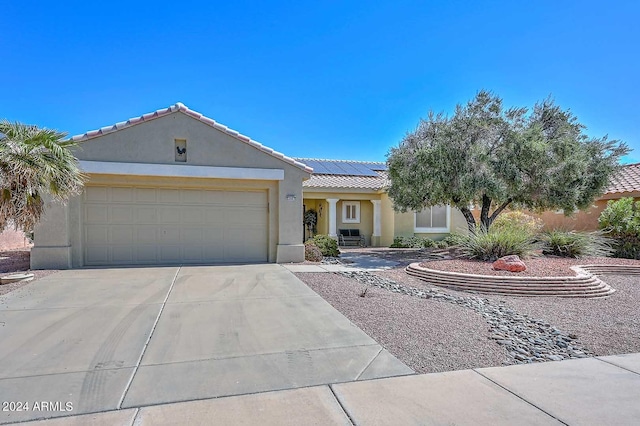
left=31, top=103, right=470, bottom=269
left=29, top=103, right=639, bottom=269
left=31, top=103, right=313, bottom=269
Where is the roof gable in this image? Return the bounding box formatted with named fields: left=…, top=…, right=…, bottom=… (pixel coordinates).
left=70, top=103, right=312, bottom=173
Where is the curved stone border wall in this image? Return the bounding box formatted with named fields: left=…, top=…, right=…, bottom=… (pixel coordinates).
left=405, top=262, right=640, bottom=298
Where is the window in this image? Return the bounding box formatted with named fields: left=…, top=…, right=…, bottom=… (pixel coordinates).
left=342, top=201, right=360, bottom=223
left=414, top=205, right=450, bottom=232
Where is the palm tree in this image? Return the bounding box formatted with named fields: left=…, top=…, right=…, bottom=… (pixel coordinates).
left=0, top=120, right=85, bottom=233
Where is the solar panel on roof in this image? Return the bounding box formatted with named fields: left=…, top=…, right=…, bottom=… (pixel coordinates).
left=351, top=163, right=379, bottom=176
left=294, top=159, right=386, bottom=176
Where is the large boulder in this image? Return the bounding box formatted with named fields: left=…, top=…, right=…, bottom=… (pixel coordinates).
left=492, top=255, right=527, bottom=272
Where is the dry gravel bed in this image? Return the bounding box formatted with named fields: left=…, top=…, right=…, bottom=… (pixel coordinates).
left=298, top=258, right=640, bottom=373
left=0, top=250, right=58, bottom=296
left=379, top=267, right=640, bottom=359
left=423, top=256, right=640, bottom=277
left=297, top=272, right=507, bottom=373
left=479, top=275, right=640, bottom=357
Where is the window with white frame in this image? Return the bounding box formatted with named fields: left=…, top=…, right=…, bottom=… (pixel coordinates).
left=414, top=205, right=450, bottom=232
left=342, top=201, right=360, bottom=223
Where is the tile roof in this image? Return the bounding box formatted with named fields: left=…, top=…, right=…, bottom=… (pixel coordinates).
left=296, top=158, right=388, bottom=190
left=69, top=103, right=313, bottom=173
left=303, top=171, right=388, bottom=190
left=607, top=163, right=640, bottom=194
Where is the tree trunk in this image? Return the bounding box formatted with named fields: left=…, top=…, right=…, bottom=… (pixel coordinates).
left=488, top=199, right=513, bottom=229
left=459, top=206, right=477, bottom=233
left=480, top=195, right=492, bottom=231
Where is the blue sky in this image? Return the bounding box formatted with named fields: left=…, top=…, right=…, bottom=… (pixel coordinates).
left=4, top=1, right=639, bottom=163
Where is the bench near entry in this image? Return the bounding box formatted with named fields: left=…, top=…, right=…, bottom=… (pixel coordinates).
left=339, top=229, right=365, bottom=247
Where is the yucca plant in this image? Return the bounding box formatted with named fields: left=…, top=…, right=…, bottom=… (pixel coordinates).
left=457, top=227, right=539, bottom=261
left=541, top=230, right=614, bottom=258
left=0, top=121, right=86, bottom=232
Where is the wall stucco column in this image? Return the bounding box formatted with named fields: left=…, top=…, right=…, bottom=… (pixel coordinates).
left=326, top=198, right=339, bottom=237
left=371, top=199, right=382, bottom=246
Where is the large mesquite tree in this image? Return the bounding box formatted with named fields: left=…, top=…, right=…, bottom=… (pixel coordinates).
left=387, top=91, right=629, bottom=232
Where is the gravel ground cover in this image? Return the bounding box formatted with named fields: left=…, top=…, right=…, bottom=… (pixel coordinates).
left=298, top=272, right=507, bottom=373
left=479, top=275, right=640, bottom=357
left=424, top=256, right=640, bottom=277
left=0, top=250, right=58, bottom=296
left=297, top=248, right=640, bottom=373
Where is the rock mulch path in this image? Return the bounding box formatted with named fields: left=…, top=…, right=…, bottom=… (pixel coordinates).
left=338, top=271, right=593, bottom=364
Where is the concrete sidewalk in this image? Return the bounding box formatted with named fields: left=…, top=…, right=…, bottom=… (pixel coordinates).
left=14, top=352, right=640, bottom=425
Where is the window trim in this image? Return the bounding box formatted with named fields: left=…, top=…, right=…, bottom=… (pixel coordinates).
left=342, top=201, right=361, bottom=224
left=414, top=205, right=451, bottom=233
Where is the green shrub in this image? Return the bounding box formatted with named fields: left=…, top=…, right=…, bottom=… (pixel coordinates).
left=389, top=236, right=435, bottom=248
left=599, top=198, right=640, bottom=259
left=312, top=235, right=339, bottom=257
left=541, top=230, right=614, bottom=258
left=491, top=211, right=543, bottom=236
left=457, top=227, right=538, bottom=261
left=304, top=241, right=323, bottom=262
left=434, top=240, right=449, bottom=249
left=443, top=232, right=467, bottom=246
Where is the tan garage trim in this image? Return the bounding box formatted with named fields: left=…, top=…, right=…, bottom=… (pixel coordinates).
left=79, top=160, right=285, bottom=180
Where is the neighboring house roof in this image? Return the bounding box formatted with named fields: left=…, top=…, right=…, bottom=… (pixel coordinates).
left=296, top=158, right=388, bottom=190
left=606, top=163, right=640, bottom=195
left=70, top=103, right=313, bottom=173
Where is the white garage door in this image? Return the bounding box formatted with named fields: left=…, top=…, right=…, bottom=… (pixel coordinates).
left=83, top=186, right=268, bottom=265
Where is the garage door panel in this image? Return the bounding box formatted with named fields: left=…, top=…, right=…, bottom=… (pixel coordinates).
left=136, top=227, right=158, bottom=244
left=86, top=246, right=109, bottom=264
left=203, top=244, right=224, bottom=259
left=112, top=187, right=134, bottom=202
left=136, top=188, right=157, bottom=203
left=86, top=226, right=108, bottom=245
left=112, top=246, right=134, bottom=263
left=83, top=186, right=268, bottom=265
left=160, top=246, right=182, bottom=263
left=159, top=208, right=181, bottom=224
left=110, top=206, right=134, bottom=224
left=183, top=246, right=203, bottom=262
left=85, top=206, right=108, bottom=224
left=203, top=207, right=227, bottom=223
left=110, top=226, right=134, bottom=244
left=86, top=187, right=108, bottom=202
left=158, top=189, right=181, bottom=203
left=135, top=246, right=157, bottom=262
left=159, top=227, right=180, bottom=243
left=182, top=228, right=204, bottom=243
left=182, top=208, right=203, bottom=224
left=225, top=207, right=268, bottom=225
left=136, top=207, right=158, bottom=224
left=226, top=191, right=267, bottom=205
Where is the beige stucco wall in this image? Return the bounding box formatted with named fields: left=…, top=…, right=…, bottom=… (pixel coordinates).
left=302, top=192, right=472, bottom=246
left=533, top=194, right=640, bottom=231
left=303, top=191, right=383, bottom=246
left=32, top=111, right=309, bottom=268
left=393, top=207, right=469, bottom=241
left=470, top=194, right=640, bottom=232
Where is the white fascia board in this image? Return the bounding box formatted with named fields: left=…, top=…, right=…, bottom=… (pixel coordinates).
left=79, top=161, right=284, bottom=180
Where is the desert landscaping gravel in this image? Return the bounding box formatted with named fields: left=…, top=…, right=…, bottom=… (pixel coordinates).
left=298, top=250, right=640, bottom=373
left=298, top=272, right=507, bottom=373
left=424, top=256, right=640, bottom=277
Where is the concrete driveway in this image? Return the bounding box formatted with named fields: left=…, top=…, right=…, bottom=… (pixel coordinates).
left=0, top=264, right=411, bottom=424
